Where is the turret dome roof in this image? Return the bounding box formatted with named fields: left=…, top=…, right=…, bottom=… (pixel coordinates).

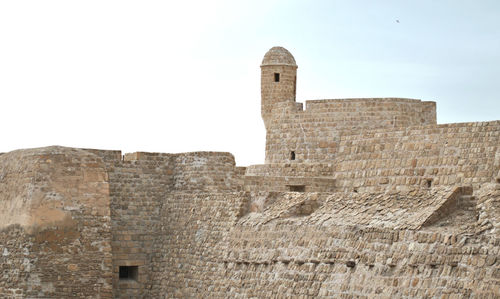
left=261, top=46, right=297, bottom=66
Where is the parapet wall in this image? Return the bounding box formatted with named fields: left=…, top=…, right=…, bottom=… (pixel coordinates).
left=265, top=98, right=436, bottom=163
left=171, top=152, right=239, bottom=192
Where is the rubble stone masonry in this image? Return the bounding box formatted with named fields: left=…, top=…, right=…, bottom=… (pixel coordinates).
left=1, top=47, right=499, bottom=298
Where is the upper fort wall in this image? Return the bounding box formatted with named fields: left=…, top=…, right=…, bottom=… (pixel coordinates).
left=260, top=47, right=437, bottom=164
left=265, top=98, right=436, bottom=163
left=248, top=120, right=500, bottom=193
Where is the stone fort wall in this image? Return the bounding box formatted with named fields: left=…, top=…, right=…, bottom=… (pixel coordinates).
left=0, top=147, right=243, bottom=298
left=248, top=120, right=500, bottom=193
left=121, top=186, right=500, bottom=298
left=87, top=149, right=241, bottom=298
left=1, top=142, right=499, bottom=298
left=1, top=46, right=499, bottom=298
left=265, top=98, right=436, bottom=163
left=0, top=147, right=113, bottom=298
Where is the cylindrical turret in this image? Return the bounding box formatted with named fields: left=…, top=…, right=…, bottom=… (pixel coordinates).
left=261, top=46, right=297, bottom=128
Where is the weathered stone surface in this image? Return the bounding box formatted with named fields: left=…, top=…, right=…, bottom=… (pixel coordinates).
left=0, top=146, right=112, bottom=298
left=1, top=47, right=499, bottom=298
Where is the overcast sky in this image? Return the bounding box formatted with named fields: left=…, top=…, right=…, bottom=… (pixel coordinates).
left=1, top=1, right=499, bottom=165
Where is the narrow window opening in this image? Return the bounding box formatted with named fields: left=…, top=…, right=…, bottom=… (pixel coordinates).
left=293, top=75, right=297, bottom=99
left=426, top=179, right=432, bottom=188
left=290, top=151, right=295, bottom=160
left=119, top=266, right=138, bottom=281
left=289, top=185, right=305, bottom=192
left=274, top=73, right=280, bottom=82
left=496, top=178, right=500, bottom=184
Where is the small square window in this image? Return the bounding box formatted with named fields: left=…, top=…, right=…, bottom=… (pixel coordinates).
left=274, top=73, right=280, bottom=82
left=290, top=151, right=295, bottom=160
left=289, top=185, right=305, bottom=192
left=426, top=179, right=432, bottom=188
left=119, top=266, right=138, bottom=280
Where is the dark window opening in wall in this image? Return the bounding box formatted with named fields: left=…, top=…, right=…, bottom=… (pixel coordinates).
left=426, top=179, right=433, bottom=188
left=293, top=75, right=297, bottom=98
left=274, top=73, right=280, bottom=82
left=289, top=185, right=305, bottom=192
left=290, top=151, right=295, bottom=160
left=119, top=266, right=138, bottom=281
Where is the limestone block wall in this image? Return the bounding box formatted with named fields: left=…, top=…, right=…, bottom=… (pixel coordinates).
left=83, top=150, right=241, bottom=297
left=334, top=121, right=500, bottom=192
left=251, top=121, right=499, bottom=193
left=0, top=147, right=113, bottom=298
left=150, top=193, right=244, bottom=298
left=218, top=224, right=499, bottom=298
left=265, top=98, right=436, bottom=163
left=246, top=163, right=336, bottom=177
left=243, top=175, right=336, bottom=192
left=244, top=163, right=337, bottom=192
left=0, top=225, right=33, bottom=298
left=171, top=152, right=240, bottom=192
left=105, top=156, right=171, bottom=298
left=475, top=182, right=500, bottom=237
left=130, top=189, right=500, bottom=298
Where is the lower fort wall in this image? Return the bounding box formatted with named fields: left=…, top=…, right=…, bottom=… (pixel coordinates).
left=129, top=189, right=500, bottom=298
left=216, top=223, right=500, bottom=298
left=150, top=193, right=244, bottom=297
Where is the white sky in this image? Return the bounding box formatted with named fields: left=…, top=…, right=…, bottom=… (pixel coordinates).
left=1, top=1, right=499, bottom=166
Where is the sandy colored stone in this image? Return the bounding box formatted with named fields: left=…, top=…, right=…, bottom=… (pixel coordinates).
left=0, top=47, right=499, bottom=298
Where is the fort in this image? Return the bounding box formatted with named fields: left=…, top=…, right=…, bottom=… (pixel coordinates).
left=1, top=46, right=499, bottom=298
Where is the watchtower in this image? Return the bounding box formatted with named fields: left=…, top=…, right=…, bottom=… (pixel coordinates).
left=261, top=46, right=298, bottom=128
